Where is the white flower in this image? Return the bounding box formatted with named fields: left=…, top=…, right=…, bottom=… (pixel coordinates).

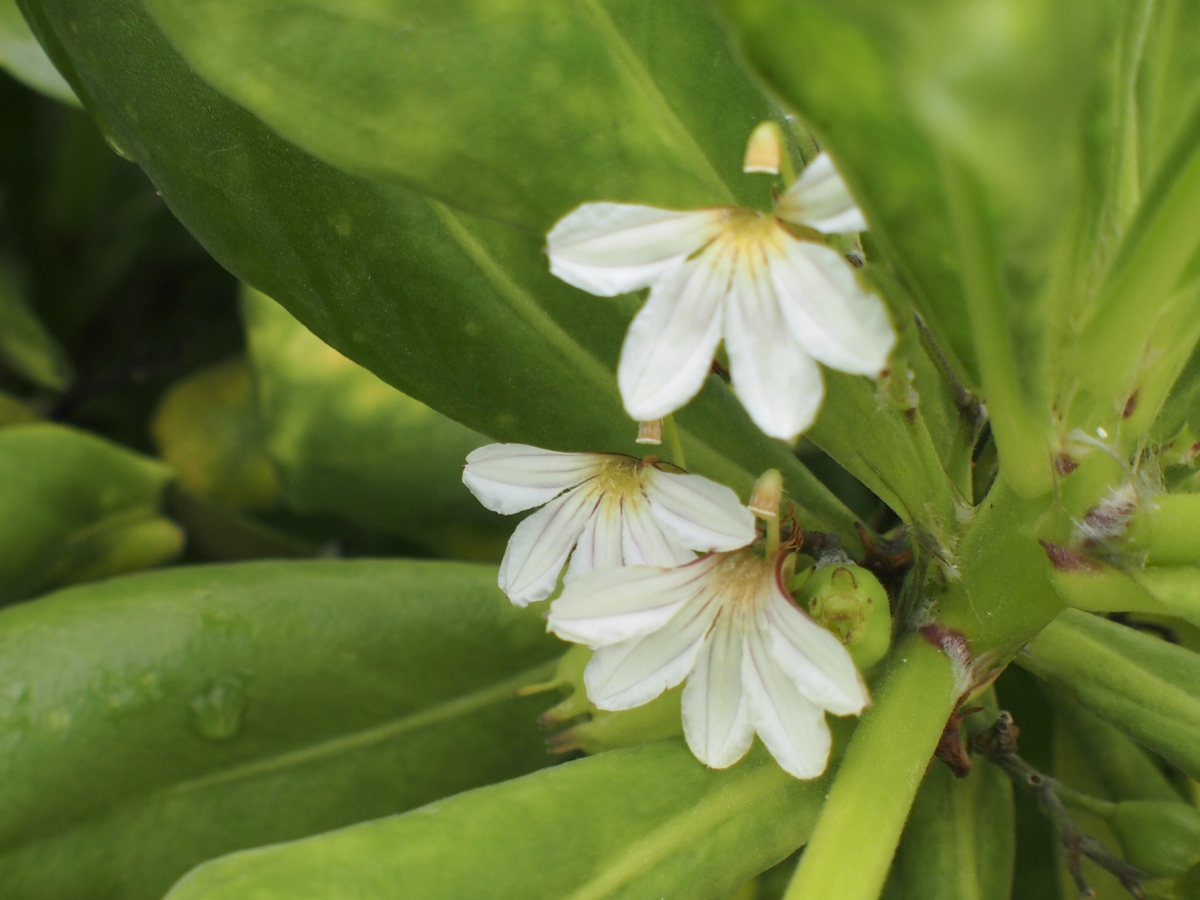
left=463, top=443, right=756, bottom=606
left=547, top=547, right=869, bottom=779
left=546, top=153, right=896, bottom=442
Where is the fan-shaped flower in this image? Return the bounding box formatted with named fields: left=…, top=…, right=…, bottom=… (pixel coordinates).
left=547, top=547, right=869, bottom=779
left=546, top=153, right=896, bottom=442
left=463, top=443, right=756, bottom=606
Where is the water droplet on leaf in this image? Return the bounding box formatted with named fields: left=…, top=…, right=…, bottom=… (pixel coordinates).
left=189, top=679, right=246, bottom=741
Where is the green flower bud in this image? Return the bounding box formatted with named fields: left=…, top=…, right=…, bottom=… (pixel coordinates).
left=1108, top=800, right=1200, bottom=877
left=523, top=645, right=682, bottom=755
left=795, top=563, right=891, bottom=671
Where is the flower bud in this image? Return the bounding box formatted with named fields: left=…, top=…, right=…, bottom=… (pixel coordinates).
left=529, top=646, right=683, bottom=754
left=795, top=563, right=891, bottom=671
left=1108, top=800, right=1200, bottom=877
left=742, top=121, right=784, bottom=175
left=749, top=468, right=783, bottom=519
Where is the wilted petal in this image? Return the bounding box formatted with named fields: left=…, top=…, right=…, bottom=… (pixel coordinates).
left=742, top=626, right=833, bottom=779
left=682, top=617, right=755, bottom=769
left=642, top=468, right=756, bottom=551
left=565, top=492, right=625, bottom=580
left=549, top=555, right=720, bottom=646
left=724, top=256, right=826, bottom=441
left=584, top=595, right=717, bottom=710
left=771, top=239, right=896, bottom=376
left=620, top=493, right=695, bottom=567
left=463, top=444, right=607, bottom=514
left=498, top=487, right=598, bottom=605
left=617, top=253, right=729, bottom=422
left=775, top=153, right=868, bottom=234
left=762, top=586, right=869, bottom=716
left=547, top=204, right=724, bottom=297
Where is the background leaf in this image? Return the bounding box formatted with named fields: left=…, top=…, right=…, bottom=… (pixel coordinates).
left=0, top=559, right=561, bottom=899
left=242, top=287, right=507, bottom=559
left=0, top=0, right=74, bottom=104
left=0, top=258, right=71, bottom=391
left=0, top=422, right=179, bottom=603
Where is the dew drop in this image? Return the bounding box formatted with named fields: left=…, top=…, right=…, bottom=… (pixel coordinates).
left=189, top=679, right=246, bottom=741
left=0, top=681, right=29, bottom=720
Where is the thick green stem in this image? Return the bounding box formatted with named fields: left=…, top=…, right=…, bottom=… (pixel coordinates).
left=783, top=634, right=957, bottom=900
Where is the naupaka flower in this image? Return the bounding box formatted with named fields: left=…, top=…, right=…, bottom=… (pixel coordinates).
left=546, top=153, right=896, bottom=442
left=547, top=546, right=869, bottom=779
left=463, top=443, right=755, bottom=606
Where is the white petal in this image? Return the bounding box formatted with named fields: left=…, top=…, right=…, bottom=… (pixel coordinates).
left=546, top=204, right=724, bottom=297
left=762, top=586, right=869, bottom=716
left=583, top=595, right=717, bottom=710
left=565, top=492, right=625, bottom=580
left=723, top=256, right=826, bottom=441
left=617, top=252, right=728, bottom=421
left=463, top=444, right=607, bottom=515
left=776, top=153, right=868, bottom=234
left=548, top=555, right=721, bottom=647
left=770, top=239, right=896, bottom=376
left=642, top=468, right=757, bottom=552
left=498, top=487, right=597, bottom=606
left=620, top=493, right=696, bottom=567
left=742, top=626, right=833, bottom=779
left=682, top=617, right=755, bottom=769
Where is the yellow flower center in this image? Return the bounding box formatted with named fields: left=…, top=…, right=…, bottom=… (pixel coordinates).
left=592, top=455, right=646, bottom=496
left=709, top=548, right=774, bottom=619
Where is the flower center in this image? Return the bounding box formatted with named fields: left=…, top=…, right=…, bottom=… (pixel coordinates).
left=592, top=456, right=645, bottom=496
left=709, top=548, right=774, bottom=620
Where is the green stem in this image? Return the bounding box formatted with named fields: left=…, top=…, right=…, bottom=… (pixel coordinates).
left=783, top=634, right=957, bottom=900
left=664, top=415, right=687, bottom=471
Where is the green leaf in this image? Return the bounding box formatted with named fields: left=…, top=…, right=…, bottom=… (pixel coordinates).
left=165, top=741, right=824, bottom=900
left=242, top=287, right=505, bottom=558
left=23, top=0, right=859, bottom=540
left=0, top=423, right=180, bottom=603
left=137, top=0, right=773, bottom=231
left=719, top=0, right=1119, bottom=498
left=0, top=260, right=72, bottom=391
left=883, top=756, right=1014, bottom=900
left=0, top=0, right=75, bottom=104
left=0, top=559, right=562, bottom=900
left=1019, top=608, right=1200, bottom=781
left=1054, top=695, right=1185, bottom=804
left=152, top=358, right=282, bottom=511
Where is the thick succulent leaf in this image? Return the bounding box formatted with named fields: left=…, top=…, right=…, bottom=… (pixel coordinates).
left=0, top=560, right=562, bottom=900
left=137, top=0, right=773, bottom=231
left=165, top=741, right=824, bottom=900
left=0, top=0, right=74, bottom=103
left=21, top=0, right=859, bottom=541
left=883, top=759, right=1014, bottom=900
left=0, top=260, right=72, bottom=391
left=1019, top=608, right=1200, bottom=780
left=242, top=287, right=507, bottom=558
left=0, top=423, right=180, bottom=604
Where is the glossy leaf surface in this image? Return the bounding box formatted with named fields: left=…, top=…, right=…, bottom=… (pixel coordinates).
left=0, top=560, right=560, bottom=899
